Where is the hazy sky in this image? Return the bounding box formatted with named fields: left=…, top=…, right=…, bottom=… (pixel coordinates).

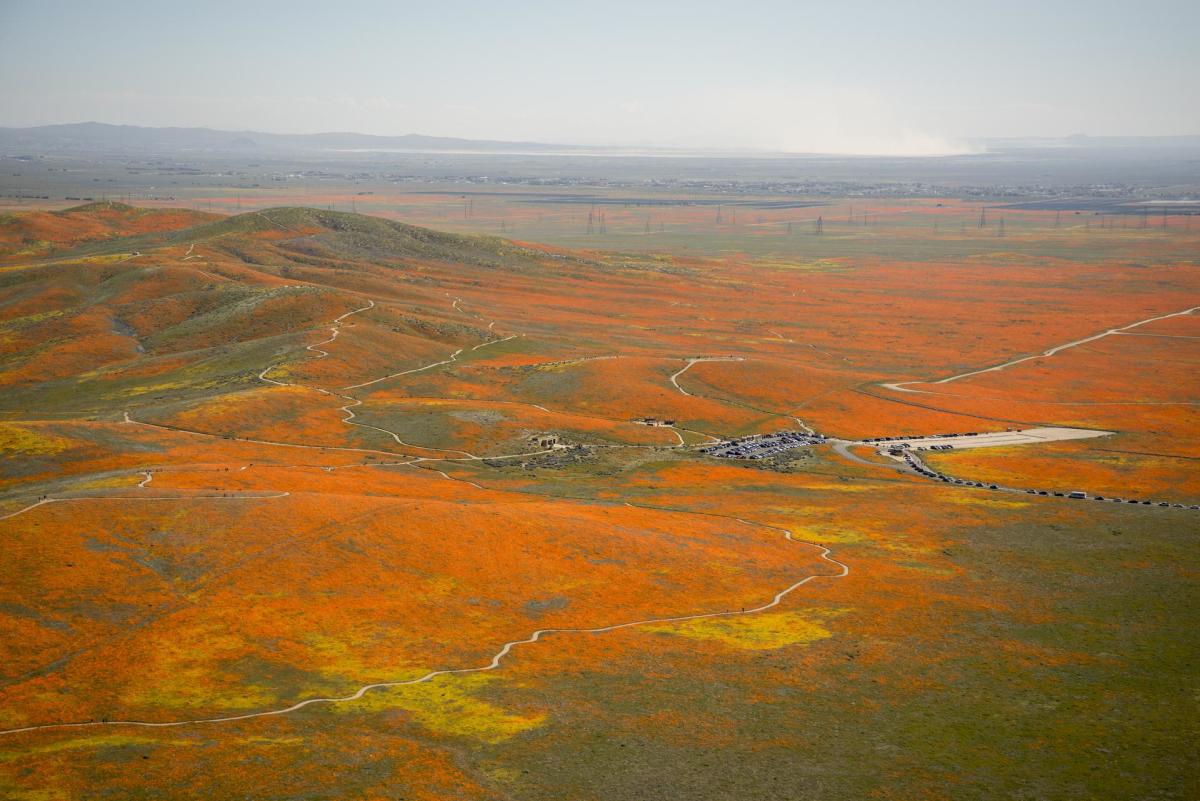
left=1, top=0, right=1196, bottom=154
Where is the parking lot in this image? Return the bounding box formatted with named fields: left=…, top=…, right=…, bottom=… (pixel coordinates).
left=701, top=430, right=827, bottom=460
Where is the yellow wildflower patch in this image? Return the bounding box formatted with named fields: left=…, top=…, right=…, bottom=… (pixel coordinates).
left=0, top=424, right=73, bottom=456
left=946, top=495, right=1030, bottom=510
left=342, top=673, right=545, bottom=743
left=645, top=608, right=847, bottom=651
left=0, top=734, right=192, bottom=761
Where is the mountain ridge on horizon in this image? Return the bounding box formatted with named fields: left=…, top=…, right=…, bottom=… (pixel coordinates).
left=3, top=121, right=1200, bottom=158
left=0, top=121, right=580, bottom=155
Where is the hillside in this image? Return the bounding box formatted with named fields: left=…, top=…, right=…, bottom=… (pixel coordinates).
left=0, top=202, right=219, bottom=262
left=0, top=202, right=1197, bottom=800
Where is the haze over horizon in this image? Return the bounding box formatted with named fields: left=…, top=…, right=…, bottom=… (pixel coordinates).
left=1, top=0, right=1198, bottom=156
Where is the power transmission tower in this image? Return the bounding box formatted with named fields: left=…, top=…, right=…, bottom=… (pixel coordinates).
left=1055, top=210, right=1061, bottom=227
left=715, top=205, right=723, bottom=224
left=599, top=213, right=607, bottom=235
left=979, top=207, right=987, bottom=228
left=587, top=210, right=594, bottom=235
left=814, top=216, right=823, bottom=235
left=787, top=220, right=793, bottom=234
left=998, top=218, right=1005, bottom=237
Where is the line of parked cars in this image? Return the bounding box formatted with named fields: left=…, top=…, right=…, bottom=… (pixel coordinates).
left=701, top=430, right=827, bottom=460
left=863, top=432, right=981, bottom=444
left=901, top=454, right=1198, bottom=510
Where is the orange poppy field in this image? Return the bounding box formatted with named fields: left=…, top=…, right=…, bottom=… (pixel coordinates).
left=0, top=200, right=1197, bottom=799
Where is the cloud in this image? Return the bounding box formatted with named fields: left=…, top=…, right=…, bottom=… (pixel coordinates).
left=619, top=86, right=975, bottom=155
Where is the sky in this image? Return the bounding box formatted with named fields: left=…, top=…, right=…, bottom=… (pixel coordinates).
left=0, top=0, right=1196, bottom=155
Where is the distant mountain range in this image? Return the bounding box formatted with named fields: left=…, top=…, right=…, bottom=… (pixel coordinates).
left=0, top=122, right=579, bottom=155
left=975, top=133, right=1200, bottom=152
left=1, top=122, right=1198, bottom=158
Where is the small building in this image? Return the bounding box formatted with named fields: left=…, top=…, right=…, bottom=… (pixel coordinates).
left=531, top=434, right=560, bottom=449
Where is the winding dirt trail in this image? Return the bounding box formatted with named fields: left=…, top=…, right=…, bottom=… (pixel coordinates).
left=0, top=491, right=289, bottom=524
left=669, top=356, right=745, bottom=396
left=256, top=297, right=567, bottom=463
left=0, top=509, right=847, bottom=737
left=882, top=305, right=1200, bottom=395
left=0, top=292, right=859, bottom=739
left=340, top=335, right=518, bottom=391
left=669, top=356, right=817, bottom=436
